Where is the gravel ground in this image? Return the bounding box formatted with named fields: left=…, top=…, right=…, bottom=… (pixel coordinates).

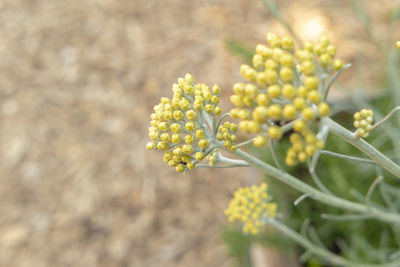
left=0, top=1, right=398, bottom=266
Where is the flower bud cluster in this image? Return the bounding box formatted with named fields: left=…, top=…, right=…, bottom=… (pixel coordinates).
left=216, top=122, right=238, bottom=151
left=146, top=74, right=237, bottom=172
left=206, top=149, right=218, bottom=166
left=230, top=33, right=342, bottom=166
left=353, top=109, right=373, bottom=138
left=225, top=183, right=277, bottom=235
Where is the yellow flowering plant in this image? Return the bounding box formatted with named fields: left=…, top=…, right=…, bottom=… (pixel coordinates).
left=146, top=32, right=400, bottom=266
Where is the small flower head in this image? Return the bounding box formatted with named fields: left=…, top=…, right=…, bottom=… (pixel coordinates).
left=225, top=183, right=277, bottom=235
left=146, top=74, right=237, bottom=172
left=230, top=33, right=343, bottom=166
left=353, top=109, right=373, bottom=138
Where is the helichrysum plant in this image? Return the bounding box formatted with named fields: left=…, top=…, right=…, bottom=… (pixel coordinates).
left=146, top=32, right=400, bottom=267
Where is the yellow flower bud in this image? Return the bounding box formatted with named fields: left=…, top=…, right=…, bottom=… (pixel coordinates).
left=160, top=133, right=171, bottom=142
left=283, top=104, right=297, bottom=119
left=282, top=84, right=296, bottom=99
left=193, top=100, right=203, bottom=110
left=268, top=84, right=281, bottom=98
left=173, top=147, right=183, bottom=156
left=233, top=82, right=245, bottom=95
left=181, top=155, right=191, bottom=163
left=280, top=53, right=294, bottom=67
left=320, top=53, right=331, bottom=67
left=176, top=164, right=186, bottom=172
left=186, top=110, right=197, bottom=120
left=252, top=106, right=269, bottom=123
left=272, top=48, right=284, bottom=61
left=245, top=84, right=258, bottom=98
left=224, top=140, right=232, bottom=148
left=256, top=72, right=268, bottom=86
left=182, top=144, right=193, bottom=154
left=185, top=122, right=195, bottom=131
left=146, top=142, right=156, bottom=150
left=256, top=44, right=272, bottom=57
left=195, top=151, right=204, bottom=161
left=298, top=152, right=307, bottom=162
left=293, top=141, right=304, bottom=152
left=280, top=67, right=294, bottom=82
left=318, top=102, right=330, bottom=117
left=293, top=119, right=306, bottom=132
left=319, top=36, right=330, bottom=47
left=240, top=64, right=256, bottom=81
left=171, top=133, right=181, bottom=144
left=285, top=157, right=297, bottom=166
left=158, top=121, right=169, bottom=131
left=307, top=91, right=322, bottom=104
left=214, top=106, right=222, bottom=115
left=265, top=59, right=278, bottom=70
left=149, top=131, right=160, bottom=141
left=314, top=43, right=324, bottom=55
left=333, top=59, right=343, bottom=71
left=211, top=95, right=219, bottom=104
left=267, top=104, right=282, bottom=120
left=163, top=111, right=173, bottom=121
left=198, top=139, right=209, bottom=149
left=173, top=110, right=183, bottom=120
left=243, top=96, right=253, bottom=107
left=157, top=142, right=169, bottom=150
left=179, top=98, right=190, bottom=110
left=184, top=135, right=194, bottom=144
left=268, top=126, right=283, bottom=140
left=293, top=97, right=306, bottom=110
left=204, top=104, right=213, bottom=113
left=168, top=160, right=178, bottom=167
left=289, top=133, right=302, bottom=143
left=281, top=35, right=294, bottom=51
left=297, top=86, right=307, bottom=97
left=326, top=45, right=336, bottom=57
left=301, top=60, right=315, bottom=76
left=302, top=107, right=316, bottom=121
left=195, top=129, right=205, bottom=139
left=304, top=76, right=319, bottom=91
left=305, top=133, right=316, bottom=144
left=265, top=69, right=278, bottom=84
left=253, top=135, right=267, bottom=147
left=252, top=54, right=264, bottom=69
left=248, top=120, right=261, bottom=133
left=256, top=93, right=270, bottom=106
left=267, top=32, right=281, bottom=48
left=163, top=152, right=173, bottom=162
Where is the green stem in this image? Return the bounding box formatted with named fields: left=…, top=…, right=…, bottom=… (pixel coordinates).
left=323, top=64, right=352, bottom=100
left=322, top=117, right=400, bottom=179
left=319, top=150, right=377, bottom=165
left=267, top=218, right=400, bottom=267
left=231, top=148, right=400, bottom=224
left=370, top=106, right=400, bottom=132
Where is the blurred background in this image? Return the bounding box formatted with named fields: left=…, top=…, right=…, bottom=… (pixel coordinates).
left=1, top=0, right=400, bottom=266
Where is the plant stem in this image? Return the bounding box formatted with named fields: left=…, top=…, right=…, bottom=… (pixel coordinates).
left=231, top=148, right=400, bottom=224
left=269, top=139, right=283, bottom=170
left=319, top=150, right=377, bottom=165
left=322, top=117, right=400, bottom=179
left=370, top=106, right=400, bottom=131
left=267, top=218, right=400, bottom=267
left=323, top=64, right=352, bottom=100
